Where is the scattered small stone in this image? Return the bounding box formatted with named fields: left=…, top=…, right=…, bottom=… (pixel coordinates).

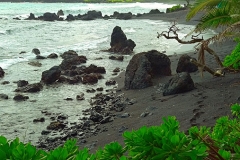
left=128, top=98, right=137, bottom=105
left=1, top=81, right=10, bottom=85
left=41, top=130, right=51, bottom=135
left=0, top=94, right=8, bottom=100
left=47, top=121, right=66, bottom=130
left=140, top=112, right=149, bottom=118
left=109, top=55, right=124, bottom=61
left=33, top=117, right=45, bottom=123
left=28, top=61, right=42, bottom=67
left=0, top=67, right=5, bottom=78
left=117, top=113, right=130, bottom=118
left=96, top=87, right=103, bottom=91
left=32, top=48, right=40, bottom=55
left=13, top=94, right=29, bottom=101
left=15, top=82, right=43, bottom=93
left=146, top=106, right=157, bottom=111
left=57, top=114, right=68, bottom=120
left=113, top=67, right=120, bottom=72
left=81, top=139, right=87, bottom=144
left=100, top=116, right=113, bottom=124
left=76, top=93, right=85, bottom=100
left=36, top=55, right=47, bottom=59
left=19, top=51, right=26, bottom=54
left=47, top=53, right=58, bottom=59
left=64, top=98, right=73, bottom=101
left=119, top=126, right=128, bottom=133
left=17, top=80, right=29, bottom=87
left=86, top=88, right=96, bottom=93
left=105, top=80, right=116, bottom=86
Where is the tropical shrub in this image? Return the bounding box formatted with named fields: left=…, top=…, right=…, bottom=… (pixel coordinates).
left=223, top=39, right=240, bottom=69
left=169, top=4, right=183, bottom=12
left=0, top=104, right=240, bottom=159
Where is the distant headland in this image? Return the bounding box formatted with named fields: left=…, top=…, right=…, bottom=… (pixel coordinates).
left=0, top=0, right=186, bottom=3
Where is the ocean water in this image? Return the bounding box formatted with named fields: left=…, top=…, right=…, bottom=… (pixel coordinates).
left=0, top=2, right=214, bottom=144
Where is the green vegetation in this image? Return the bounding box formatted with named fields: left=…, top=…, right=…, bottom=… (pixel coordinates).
left=186, top=0, right=240, bottom=70
left=0, top=104, right=240, bottom=159
left=169, top=4, right=183, bottom=12
left=223, top=38, right=240, bottom=69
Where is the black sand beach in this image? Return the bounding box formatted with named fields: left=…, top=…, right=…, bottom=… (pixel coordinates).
left=78, top=10, right=240, bottom=152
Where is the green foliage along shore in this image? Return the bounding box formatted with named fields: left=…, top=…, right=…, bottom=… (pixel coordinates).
left=0, top=103, right=239, bottom=159
left=223, top=39, right=240, bottom=69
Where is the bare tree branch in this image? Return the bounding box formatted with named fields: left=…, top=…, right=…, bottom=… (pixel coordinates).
left=157, top=21, right=224, bottom=76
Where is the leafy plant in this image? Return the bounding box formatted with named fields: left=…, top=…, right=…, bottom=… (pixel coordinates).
left=169, top=4, right=183, bottom=12
left=0, top=103, right=240, bottom=159
left=223, top=39, right=240, bottom=69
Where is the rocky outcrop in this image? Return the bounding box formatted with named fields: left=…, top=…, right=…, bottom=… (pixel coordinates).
left=28, top=61, right=42, bottom=67
left=47, top=53, right=58, bottom=59
left=36, top=55, right=47, bottom=59
left=108, top=26, right=136, bottom=54
left=17, top=80, right=29, bottom=87
left=176, top=54, right=198, bottom=73
left=47, top=121, right=66, bottom=130
left=58, top=75, right=82, bottom=84
left=66, top=14, right=75, bottom=21
left=0, top=67, right=5, bottom=78
left=41, top=66, right=61, bottom=84
left=59, top=50, right=87, bottom=70
left=84, top=64, right=106, bottom=74
left=32, top=48, right=40, bottom=55
left=149, top=9, right=164, bottom=14
left=13, top=94, right=29, bottom=101
left=109, top=55, right=124, bottom=61
left=162, top=72, right=195, bottom=96
left=0, top=94, right=8, bottom=100
left=15, top=82, right=43, bottom=92
left=116, top=12, right=132, bottom=20
left=60, top=50, right=78, bottom=59
left=25, top=13, right=36, bottom=20
left=87, top=10, right=102, bottom=19
left=41, top=12, right=59, bottom=21
left=82, top=74, right=98, bottom=85
left=57, top=9, right=64, bottom=16
left=125, top=50, right=171, bottom=89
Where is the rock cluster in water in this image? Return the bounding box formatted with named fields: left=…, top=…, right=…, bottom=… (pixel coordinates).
left=19, top=9, right=165, bottom=21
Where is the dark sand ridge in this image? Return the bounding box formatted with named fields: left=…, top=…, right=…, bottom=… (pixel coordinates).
left=79, top=9, right=240, bottom=152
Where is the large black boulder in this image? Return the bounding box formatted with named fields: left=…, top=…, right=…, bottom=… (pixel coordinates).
left=0, top=67, right=5, bottom=78
left=15, top=83, right=43, bottom=93
left=163, top=72, right=195, bottom=96
left=42, top=12, right=59, bottom=21
left=41, top=66, right=61, bottom=84
left=116, top=12, right=132, bottom=20
left=125, top=50, right=171, bottom=89
left=108, top=26, right=136, bottom=54
left=87, top=10, right=102, bottom=19
left=176, top=54, right=198, bottom=73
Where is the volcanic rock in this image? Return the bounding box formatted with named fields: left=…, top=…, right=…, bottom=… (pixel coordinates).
left=163, top=72, right=195, bottom=96
left=125, top=50, right=171, bottom=89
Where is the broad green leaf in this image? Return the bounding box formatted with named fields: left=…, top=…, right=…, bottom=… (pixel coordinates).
left=171, top=135, right=179, bottom=145
left=0, top=136, right=7, bottom=145
left=0, top=149, right=6, bottom=160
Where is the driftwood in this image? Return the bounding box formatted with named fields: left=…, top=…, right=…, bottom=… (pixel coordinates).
left=157, top=21, right=224, bottom=76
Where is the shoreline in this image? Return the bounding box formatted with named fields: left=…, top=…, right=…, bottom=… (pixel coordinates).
left=77, top=11, right=240, bottom=152
left=1, top=7, right=239, bottom=152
